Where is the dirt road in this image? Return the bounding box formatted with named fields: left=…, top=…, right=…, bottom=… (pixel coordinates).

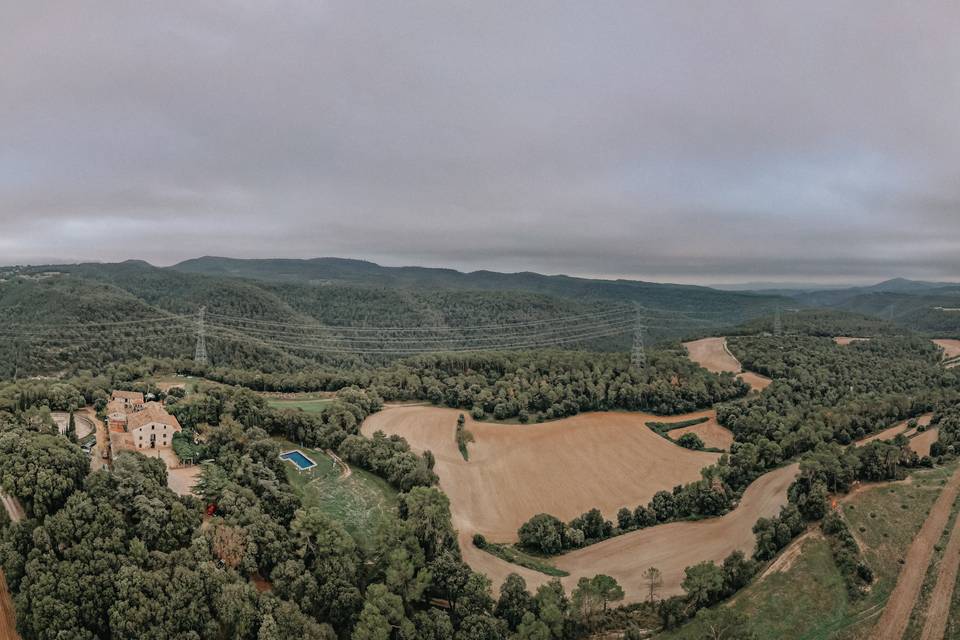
left=0, top=570, right=17, bottom=640
left=919, top=497, right=960, bottom=640
left=854, top=414, right=933, bottom=447
left=872, top=465, right=960, bottom=640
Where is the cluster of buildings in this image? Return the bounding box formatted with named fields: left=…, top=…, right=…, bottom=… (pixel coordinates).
left=105, top=390, right=183, bottom=457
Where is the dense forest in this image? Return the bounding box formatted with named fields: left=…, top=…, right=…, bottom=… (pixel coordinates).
left=0, top=259, right=788, bottom=379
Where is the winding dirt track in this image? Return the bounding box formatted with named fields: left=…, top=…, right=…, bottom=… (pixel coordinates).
left=362, top=405, right=797, bottom=603
left=683, top=337, right=772, bottom=391
left=872, top=465, right=960, bottom=640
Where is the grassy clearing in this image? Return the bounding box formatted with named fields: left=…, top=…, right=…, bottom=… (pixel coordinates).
left=266, top=397, right=334, bottom=414
left=475, top=541, right=569, bottom=577
left=660, top=463, right=954, bottom=640
left=276, top=439, right=398, bottom=542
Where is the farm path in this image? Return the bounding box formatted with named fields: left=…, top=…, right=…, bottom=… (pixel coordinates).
left=0, top=495, right=20, bottom=639
left=919, top=498, right=960, bottom=640
left=682, top=337, right=772, bottom=391
left=872, top=464, right=960, bottom=640
left=855, top=414, right=933, bottom=447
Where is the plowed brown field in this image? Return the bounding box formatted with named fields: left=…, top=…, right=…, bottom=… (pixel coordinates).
left=362, top=406, right=720, bottom=540
left=683, top=337, right=772, bottom=391
left=362, top=405, right=797, bottom=602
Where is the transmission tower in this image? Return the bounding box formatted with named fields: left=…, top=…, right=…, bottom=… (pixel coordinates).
left=631, top=305, right=646, bottom=370
left=773, top=307, right=782, bottom=337
left=194, top=306, right=208, bottom=365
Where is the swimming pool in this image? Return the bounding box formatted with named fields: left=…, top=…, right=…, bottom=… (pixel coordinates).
left=280, top=449, right=317, bottom=471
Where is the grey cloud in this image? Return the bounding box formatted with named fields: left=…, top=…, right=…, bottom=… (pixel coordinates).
left=1, top=1, right=959, bottom=284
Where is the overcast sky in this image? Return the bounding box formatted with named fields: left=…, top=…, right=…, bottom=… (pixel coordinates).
left=2, top=1, right=959, bottom=285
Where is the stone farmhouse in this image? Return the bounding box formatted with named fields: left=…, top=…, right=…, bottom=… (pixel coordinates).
left=107, top=390, right=182, bottom=457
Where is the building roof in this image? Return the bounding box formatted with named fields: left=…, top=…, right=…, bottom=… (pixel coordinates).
left=106, top=399, right=128, bottom=415
left=125, top=402, right=181, bottom=432
left=111, top=390, right=145, bottom=404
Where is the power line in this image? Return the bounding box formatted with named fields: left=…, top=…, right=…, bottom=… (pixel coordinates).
left=203, top=315, right=636, bottom=345
left=205, top=306, right=636, bottom=332
left=194, top=306, right=208, bottom=366
left=205, top=321, right=633, bottom=355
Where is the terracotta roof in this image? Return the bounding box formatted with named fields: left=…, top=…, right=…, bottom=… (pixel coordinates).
left=125, top=402, right=181, bottom=432
left=111, top=390, right=144, bottom=403
left=106, top=399, right=127, bottom=415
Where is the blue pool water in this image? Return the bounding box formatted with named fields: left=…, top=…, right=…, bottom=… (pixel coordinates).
left=280, top=449, right=317, bottom=471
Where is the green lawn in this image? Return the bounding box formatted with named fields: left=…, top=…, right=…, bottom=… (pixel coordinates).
left=266, top=397, right=334, bottom=414
left=276, top=439, right=398, bottom=542
left=661, top=463, right=955, bottom=640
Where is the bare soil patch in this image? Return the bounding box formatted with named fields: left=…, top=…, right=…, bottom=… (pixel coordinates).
left=684, top=337, right=741, bottom=373
left=835, top=336, right=871, bottom=345
left=51, top=412, right=95, bottom=440
left=933, top=339, right=960, bottom=360
left=871, top=465, right=960, bottom=640
left=910, top=428, right=939, bottom=458
left=667, top=410, right=735, bottom=450
left=0, top=570, right=18, bottom=640
left=683, top=337, right=772, bottom=391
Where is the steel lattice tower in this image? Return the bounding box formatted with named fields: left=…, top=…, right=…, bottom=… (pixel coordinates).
left=632, top=305, right=646, bottom=370
left=194, top=306, right=208, bottom=365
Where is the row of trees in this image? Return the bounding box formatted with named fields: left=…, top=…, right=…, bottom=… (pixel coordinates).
left=517, top=471, right=732, bottom=555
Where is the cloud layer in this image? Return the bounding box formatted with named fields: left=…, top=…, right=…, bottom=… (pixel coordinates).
left=2, top=1, right=959, bottom=283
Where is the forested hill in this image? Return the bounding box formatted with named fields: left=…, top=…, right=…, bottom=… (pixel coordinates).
left=787, top=282, right=960, bottom=336
left=171, top=256, right=786, bottom=318
left=1, top=260, right=785, bottom=379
